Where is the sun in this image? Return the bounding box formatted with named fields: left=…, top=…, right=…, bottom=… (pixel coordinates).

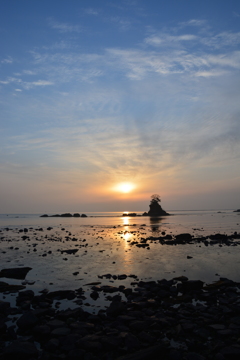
left=114, top=182, right=135, bottom=193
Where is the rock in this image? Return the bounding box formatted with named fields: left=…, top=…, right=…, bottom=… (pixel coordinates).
left=142, top=197, right=169, bottom=216
left=175, top=233, right=192, bottom=243
left=0, top=318, right=7, bottom=334
left=106, top=300, right=126, bottom=317
left=220, top=345, right=240, bottom=358
left=186, top=353, right=206, bottom=360
left=61, top=249, right=79, bottom=255
left=116, top=344, right=166, bottom=359
left=124, top=332, right=140, bottom=350
left=0, top=267, right=32, bottom=280
left=47, top=319, right=66, bottom=328
left=51, top=327, right=71, bottom=336
left=90, top=291, right=99, bottom=300
left=33, top=324, right=51, bottom=337
left=122, top=213, right=137, bottom=217
left=181, top=280, right=204, bottom=292
left=44, top=338, right=60, bottom=351
left=47, top=290, right=76, bottom=300
left=0, top=300, right=10, bottom=313
left=3, top=340, right=39, bottom=359
left=60, top=213, right=73, bottom=217
left=17, top=312, right=38, bottom=330
left=0, top=281, right=26, bottom=292
left=100, top=335, right=122, bottom=349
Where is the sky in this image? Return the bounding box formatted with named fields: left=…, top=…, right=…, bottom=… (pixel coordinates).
left=0, top=0, right=240, bottom=213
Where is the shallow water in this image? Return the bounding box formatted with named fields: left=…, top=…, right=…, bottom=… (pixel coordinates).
left=0, top=210, right=240, bottom=311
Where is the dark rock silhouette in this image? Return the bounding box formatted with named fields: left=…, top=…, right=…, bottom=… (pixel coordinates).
left=0, top=267, right=32, bottom=280
left=122, top=213, right=137, bottom=217
left=234, top=209, right=240, bottom=212
left=40, top=213, right=87, bottom=217
left=142, top=194, right=170, bottom=216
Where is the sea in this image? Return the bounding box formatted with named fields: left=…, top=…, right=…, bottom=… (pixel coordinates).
left=0, top=210, right=240, bottom=312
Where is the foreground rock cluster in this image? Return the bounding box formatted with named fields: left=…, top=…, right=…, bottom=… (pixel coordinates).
left=127, top=232, right=240, bottom=249
left=1, top=275, right=240, bottom=359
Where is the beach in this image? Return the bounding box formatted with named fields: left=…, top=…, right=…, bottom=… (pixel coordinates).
left=1, top=210, right=240, bottom=359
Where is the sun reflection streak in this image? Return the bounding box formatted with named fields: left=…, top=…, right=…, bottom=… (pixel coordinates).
left=122, top=216, right=130, bottom=226
left=123, top=231, right=131, bottom=241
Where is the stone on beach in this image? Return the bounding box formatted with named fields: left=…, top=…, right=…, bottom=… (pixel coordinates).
left=0, top=267, right=32, bottom=280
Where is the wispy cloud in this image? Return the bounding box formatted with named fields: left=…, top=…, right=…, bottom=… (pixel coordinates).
left=1, top=57, right=13, bottom=64
left=30, top=80, right=54, bottom=86
left=110, top=16, right=132, bottom=31
left=145, top=34, right=197, bottom=46
left=195, top=70, right=228, bottom=77
left=201, top=31, right=240, bottom=48
left=23, top=70, right=36, bottom=75
left=48, top=18, right=83, bottom=33
left=0, top=77, right=54, bottom=89
left=84, top=8, right=99, bottom=15
left=180, top=19, right=207, bottom=27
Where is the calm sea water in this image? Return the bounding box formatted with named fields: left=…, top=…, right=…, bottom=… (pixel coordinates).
left=0, top=210, right=240, bottom=312
left=0, top=210, right=239, bottom=234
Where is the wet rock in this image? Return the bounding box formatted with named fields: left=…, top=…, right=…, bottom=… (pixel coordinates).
left=106, top=300, right=126, bottom=317
left=51, top=327, right=71, bottom=336
left=61, top=249, right=79, bottom=255
left=0, top=267, right=32, bottom=280
left=175, top=233, right=192, bottom=243
left=185, top=353, right=206, bottom=360
left=33, top=324, right=51, bottom=337
left=0, top=300, right=10, bottom=314
left=116, top=344, right=166, bottom=359
left=124, top=332, right=140, bottom=350
left=44, top=337, right=60, bottom=351
left=47, top=319, right=66, bottom=328
left=219, top=345, right=240, bottom=358
left=47, top=289, right=76, bottom=300
left=16, top=311, right=38, bottom=330
left=0, top=318, right=7, bottom=334
left=3, top=340, right=39, bottom=359
left=181, top=280, right=204, bottom=292
left=90, top=291, right=99, bottom=300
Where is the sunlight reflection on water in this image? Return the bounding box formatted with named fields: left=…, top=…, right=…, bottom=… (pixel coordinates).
left=0, top=210, right=239, bottom=312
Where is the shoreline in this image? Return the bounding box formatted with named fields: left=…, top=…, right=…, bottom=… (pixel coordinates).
left=1, top=273, right=240, bottom=359
left=1, top=221, right=240, bottom=358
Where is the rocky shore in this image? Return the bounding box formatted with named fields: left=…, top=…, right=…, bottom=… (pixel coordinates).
left=127, top=232, right=240, bottom=249
left=1, top=271, right=240, bottom=359
left=1, top=223, right=240, bottom=359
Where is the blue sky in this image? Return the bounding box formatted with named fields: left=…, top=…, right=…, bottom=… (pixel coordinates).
left=1, top=0, right=240, bottom=213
